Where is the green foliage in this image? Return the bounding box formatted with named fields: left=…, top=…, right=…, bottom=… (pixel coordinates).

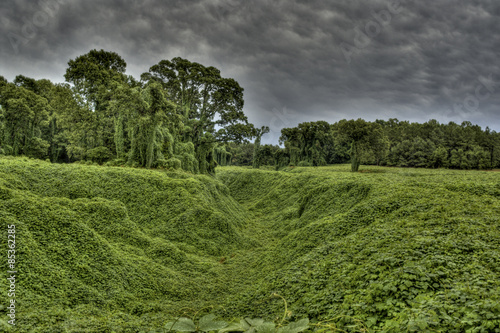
left=0, top=81, right=50, bottom=158
left=214, top=145, right=233, bottom=167
left=296, top=161, right=312, bottom=167
left=280, top=121, right=332, bottom=167
left=221, top=317, right=309, bottom=333
left=227, top=142, right=255, bottom=166
left=165, top=314, right=309, bottom=333
left=0, top=157, right=255, bottom=331
left=144, top=56, right=256, bottom=173
left=217, top=165, right=500, bottom=332
left=165, top=157, right=182, bottom=170
left=2, top=154, right=500, bottom=331
left=279, top=118, right=500, bottom=170
left=5, top=50, right=500, bottom=173
left=1, top=50, right=259, bottom=174
left=252, top=126, right=270, bottom=168
left=334, top=119, right=385, bottom=172
left=86, top=146, right=112, bottom=164
left=166, top=314, right=228, bottom=332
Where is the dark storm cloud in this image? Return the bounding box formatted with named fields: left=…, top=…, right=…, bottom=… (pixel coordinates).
left=1, top=0, right=500, bottom=143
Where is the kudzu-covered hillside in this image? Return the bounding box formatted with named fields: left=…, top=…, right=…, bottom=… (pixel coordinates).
left=217, top=166, right=500, bottom=332
left=1, top=157, right=500, bottom=332
left=0, top=156, right=254, bottom=331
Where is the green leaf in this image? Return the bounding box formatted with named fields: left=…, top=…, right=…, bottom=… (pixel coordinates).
left=198, top=314, right=228, bottom=332
left=245, top=318, right=265, bottom=328
left=416, top=319, right=428, bottom=330
left=219, top=322, right=246, bottom=333
left=255, top=322, right=276, bottom=333
left=165, top=318, right=196, bottom=332
left=277, top=319, right=309, bottom=333
left=240, top=319, right=251, bottom=331
left=366, top=317, right=377, bottom=328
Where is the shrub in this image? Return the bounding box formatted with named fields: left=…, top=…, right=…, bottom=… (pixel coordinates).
left=86, top=146, right=112, bottom=164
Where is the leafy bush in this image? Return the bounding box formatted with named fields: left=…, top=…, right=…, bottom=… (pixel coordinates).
left=166, top=157, right=182, bottom=170
left=104, top=158, right=127, bottom=167
left=296, top=161, right=312, bottom=167
left=86, top=146, right=112, bottom=164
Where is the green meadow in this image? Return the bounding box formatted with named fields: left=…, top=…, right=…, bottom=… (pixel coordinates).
left=1, top=157, right=499, bottom=332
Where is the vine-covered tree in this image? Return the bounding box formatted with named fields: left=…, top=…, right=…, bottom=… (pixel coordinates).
left=333, top=119, right=386, bottom=172
left=143, top=57, right=256, bottom=174
left=64, top=49, right=129, bottom=156
left=2, top=50, right=500, bottom=172
left=0, top=80, right=50, bottom=158
left=252, top=126, right=269, bottom=168
left=279, top=121, right=333, bottom=167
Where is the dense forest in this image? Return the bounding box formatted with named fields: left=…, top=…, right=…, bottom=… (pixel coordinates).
left=265, top=118, right=500, bottom=171
left=1, top=49, right=499, bottom=173
left=0, top=49, right=253, bottom=175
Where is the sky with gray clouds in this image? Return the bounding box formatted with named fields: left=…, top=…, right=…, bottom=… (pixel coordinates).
left=1, top=0, right=500, bottom=143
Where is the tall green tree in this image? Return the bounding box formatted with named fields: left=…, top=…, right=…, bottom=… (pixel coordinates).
left=252, top=126, right=269, bottom=168
left=0, top=82, right=50, bottom=158
left=144, top=57, right=255, bottom=173
left=109, top=81, right=177, bottom=168
left=280, top=121, right=333, bottom=166
left=64, top=49, right=128, bottom=153
left=334, top=119, right=384, bottom=172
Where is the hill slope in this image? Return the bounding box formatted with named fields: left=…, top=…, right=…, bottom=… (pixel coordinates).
left=1, top=159, right=500, bottom=332
left=217, top=166, right=500, bottom=332
left=0, top=157, right=253, bottom=331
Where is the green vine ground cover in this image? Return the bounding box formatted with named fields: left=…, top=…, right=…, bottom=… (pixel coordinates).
left=1, top=157, right=500, bottom=332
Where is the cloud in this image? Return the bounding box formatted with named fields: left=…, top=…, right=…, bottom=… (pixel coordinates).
left=1, top=0, right=499, bottom=143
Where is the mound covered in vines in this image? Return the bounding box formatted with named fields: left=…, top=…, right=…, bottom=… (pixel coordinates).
left=217, top=166, right=500, bottom=332
left=1, top=158, right=499, bottom=332
left=0, top=156, right=253, bottom=331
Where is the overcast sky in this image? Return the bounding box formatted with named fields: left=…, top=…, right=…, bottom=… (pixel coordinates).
left=1, top=0, right=500, bottom=143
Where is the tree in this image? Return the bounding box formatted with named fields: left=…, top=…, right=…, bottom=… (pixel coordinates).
left=144, top=57, right=255, bottom=173
left=252, top=126, right=269, bottom=168
left=65, top=49, right=126, bottom=108
left=14, top=76, right=81, bottom=162
left=279, top=121, right=333, bottom=166
left=228, top=142, right=255, bottom=166
left=0, top=82, right=50, bottom=158
left=334, top=119, right=384, bottom=172
left=64, top=49, right=128, bottom=153
left=111, top=82, right=177, bottom=168
left=431, top=146, right=449, bottom=168
left=214, top=144, right=232, bottom=166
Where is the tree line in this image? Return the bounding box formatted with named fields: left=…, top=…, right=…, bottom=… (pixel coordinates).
left=1, top=49, right=499, bottom=173
left=250, top=119, right=500, bottom=171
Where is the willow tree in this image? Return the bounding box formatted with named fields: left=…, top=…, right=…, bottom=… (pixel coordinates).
left=214, top=145, right=232, bottom=166
left=143, top=57, right=255, bottom=174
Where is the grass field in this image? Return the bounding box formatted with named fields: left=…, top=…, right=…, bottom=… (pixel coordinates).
left=1, top=157, right=499, bottom=332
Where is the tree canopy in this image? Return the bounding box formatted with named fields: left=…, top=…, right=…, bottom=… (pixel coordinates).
left=0, top=49, right=258, bottom=174
left=1, top=49, right=499, bottom=173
